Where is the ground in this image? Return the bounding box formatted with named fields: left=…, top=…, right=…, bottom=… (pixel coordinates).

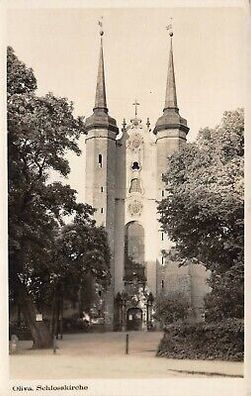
left=10, top=331, right=243, bottom=379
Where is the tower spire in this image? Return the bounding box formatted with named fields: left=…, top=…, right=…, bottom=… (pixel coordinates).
left=153, top=22, right=189, bottom=136
left=164, top=24, right=178, bottom=112
left=94, top=19, right=108, bottom=113
left=85, top=18, right=118, bottom=135
left=164, top=37, right=178, bottom=111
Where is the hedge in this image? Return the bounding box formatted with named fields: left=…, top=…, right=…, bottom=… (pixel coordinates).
left=156, top=318, right=244, bottom=361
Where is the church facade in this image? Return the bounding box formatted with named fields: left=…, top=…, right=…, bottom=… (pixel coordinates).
left=84, top=28, right=209, bottom=331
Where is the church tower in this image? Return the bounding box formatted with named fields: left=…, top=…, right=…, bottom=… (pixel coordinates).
left=154, top=29, right=209, bottom=321
left=85, top=25, right=119, bottom=328
left=154, top=27, right=189, bottom=267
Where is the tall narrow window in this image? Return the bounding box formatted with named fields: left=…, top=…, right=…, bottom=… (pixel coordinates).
left=161, top=256, right=164, bottom=265
left=98, top=154, right=103, bottom=168
left=101, top=186, right=104, bottom=192
left=161, top=233, right=164, bottom=241
left=161, top=190, right=165, bottom=197
left=161, top=280, right=164, bottom=289
left=101, top=208, right=104, bottom=214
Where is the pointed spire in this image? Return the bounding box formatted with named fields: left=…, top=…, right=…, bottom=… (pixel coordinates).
left=93, top=25, right=108, bottom=113
left=153, top=24, right=189, bottom=136
left=164, top=36, right=178, bottom=112
left=85, top=19, right=118, bottom=135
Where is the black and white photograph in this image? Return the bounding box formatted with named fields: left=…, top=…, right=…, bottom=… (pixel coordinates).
left=0, top=1, right=249, bottom=395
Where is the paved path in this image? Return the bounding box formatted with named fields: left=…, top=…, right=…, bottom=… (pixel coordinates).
left=9, top=331, right=243, bottom=379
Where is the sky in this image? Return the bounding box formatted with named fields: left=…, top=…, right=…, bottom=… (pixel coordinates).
left=7, top=5, right=247, bottom=202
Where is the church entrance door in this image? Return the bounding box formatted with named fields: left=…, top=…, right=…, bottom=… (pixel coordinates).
left=126, top=308, right=143, bottom=331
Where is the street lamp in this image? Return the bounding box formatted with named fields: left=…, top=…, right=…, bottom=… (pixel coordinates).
left=121, top=291, right=128, bottom=331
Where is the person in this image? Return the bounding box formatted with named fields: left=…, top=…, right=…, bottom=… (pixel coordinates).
left=82, top=312, right=90, bottom=328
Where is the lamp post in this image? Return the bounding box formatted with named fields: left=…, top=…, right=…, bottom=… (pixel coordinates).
left=121, top=291, right=128, bottom=332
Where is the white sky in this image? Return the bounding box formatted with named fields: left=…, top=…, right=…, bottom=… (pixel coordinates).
left=7, top=6, right=247, bottom=201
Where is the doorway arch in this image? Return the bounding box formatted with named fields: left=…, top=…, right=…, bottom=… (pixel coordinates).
left=126, top=307, right=143, bottom=331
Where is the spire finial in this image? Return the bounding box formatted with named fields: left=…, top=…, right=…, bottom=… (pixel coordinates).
left=163, top=19, right=178, bottom=112
left=98, top=17, right=104, bottom=36
left=166, top=17, right=173, bottom=37
left=94, top=17, right=108, bottom=113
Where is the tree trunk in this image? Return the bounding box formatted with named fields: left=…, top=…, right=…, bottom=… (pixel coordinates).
left=17, top=278, right=52, bottom=349
left=49, top=291, right=57, bottom=336
left=55, top=286, right=60, bottom=339
left=59, top=290, right=64, bottom=340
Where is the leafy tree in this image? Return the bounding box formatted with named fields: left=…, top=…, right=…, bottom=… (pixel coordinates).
left=158, top=109, right=244, bottom=320
left=153, top=292, right=191, bottom=327
left=8, top=47, right=111, bottom=347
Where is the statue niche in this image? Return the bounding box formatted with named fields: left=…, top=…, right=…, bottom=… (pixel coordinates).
left=129, top=178, right=142, bottom=194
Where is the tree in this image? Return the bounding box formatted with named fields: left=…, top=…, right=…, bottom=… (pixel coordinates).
left=30, top=214, right=111, bottom=338
left=8, top=47, right=111, bottom=347
left=153, top=292, right=191, bottom=328
left=158, top=109, right=244, bottom=320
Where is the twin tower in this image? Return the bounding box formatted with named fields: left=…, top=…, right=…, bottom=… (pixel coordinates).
left=84, top=28, right=200, bottom=331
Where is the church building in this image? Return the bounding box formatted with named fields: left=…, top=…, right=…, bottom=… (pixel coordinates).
left=84, top=25, right=209, bottom=331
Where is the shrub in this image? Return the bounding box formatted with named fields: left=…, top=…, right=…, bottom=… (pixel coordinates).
left=9, top=321, right=32, bottom=340
left=156, top=318, right=244, bottom=361
left=153, top=292, right=191, bottom=327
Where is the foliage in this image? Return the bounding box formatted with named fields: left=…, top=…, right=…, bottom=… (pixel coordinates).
left=8, top=46, right=86, bottom=299
left=54, top=218, right=111, bottom=291
left=153, top=292, right=190, bottom=327
left=158, top=109, right=244, bottom=320
left=7, top=46, right=37, bottom=95
left=157, top=319, right=244, bottom=361
left=205, top=262, right=244, bottom=321
left=8, top=47, right=111, bottom=345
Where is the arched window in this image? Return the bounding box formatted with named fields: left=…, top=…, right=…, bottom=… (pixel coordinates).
left=129, top=178, right=142, bottom=193
left=124, top=222, right=145, bottom=283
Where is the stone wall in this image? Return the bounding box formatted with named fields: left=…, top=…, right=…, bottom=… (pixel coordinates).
left=156, top=260, right=210, bottom=323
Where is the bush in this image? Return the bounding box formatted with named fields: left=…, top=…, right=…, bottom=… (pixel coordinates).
left=156, top=318, right=244, bottom=361
left=154, top=292, right=191, bottom=327
left=9, top=321, right=32, bottom=340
